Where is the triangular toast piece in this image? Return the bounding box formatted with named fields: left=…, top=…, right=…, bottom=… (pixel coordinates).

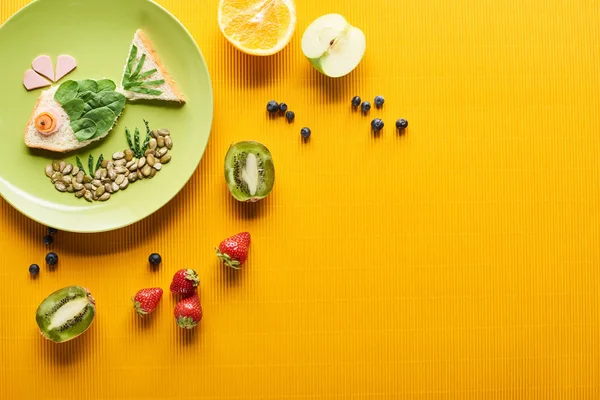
left=118, top=30, right=185, bottom=103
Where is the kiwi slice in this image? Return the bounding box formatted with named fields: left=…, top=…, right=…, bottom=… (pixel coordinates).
left=35, top=286, right=96, bottom=343
left=225, top=141, right=275, bottom=202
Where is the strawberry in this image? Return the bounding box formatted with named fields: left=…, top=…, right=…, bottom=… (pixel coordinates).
left=132, top=288, right=163, bottom=316
left=169, top=269, right=200, bottom=296
left=174, top=293, right=202, bottom=329
left=216, top=232, right=251, bottom=269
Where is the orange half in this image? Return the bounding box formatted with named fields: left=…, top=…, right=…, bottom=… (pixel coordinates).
left=218, top=0, right=296, bottom=56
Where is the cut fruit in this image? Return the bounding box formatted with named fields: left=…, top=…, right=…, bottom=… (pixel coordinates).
left=301, top=13, right=366, bottom=78
left=218, top=0, right=296, bottom=56
left=225, top=141, right=275, bottom=202
left=35, top=286, right=96, bottom=343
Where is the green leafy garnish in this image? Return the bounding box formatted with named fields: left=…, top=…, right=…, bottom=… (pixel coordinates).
left=134, top=128, right=140, bottom=155
left=95, top=154, right=104, bottom=173
left=128, top=86, right=163, bottom=96
left=125, top=127, right=134, bottom=153
left=97, top=79, right=117, bottom=92
left=142, top=120, right=151, bottom=152
left=75, top=153, right=104, bottom=176
left=76, top=157, right=85, bottom=175
left=54, top=79, right=126, bottom=142
left=62, top=99, right=85, bottom=120
left=88, top=155, right=94, bottom=177
left=54, top=80, right=78, bottom=104
left=83, top=107, right=116, bottom=135
left=77, top=80, right=98, bottom=93
left=121, top=44, right=164, bottom=96
left=125, top=120, right=153, bottom=158
left=72, top=118, right=97, bottom=141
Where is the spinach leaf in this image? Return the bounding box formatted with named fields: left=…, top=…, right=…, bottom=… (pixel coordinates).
left=77, top=91, right=96, bottom=113
left=77, top=80, right=98, bottom=94
left=82, top=107, right=116, bottom=136
left=54, top=80, right=79, bottom=105
left=93, top=91, right=126, bottom=115
left=60, top=79, right=122, bottom=142
left=96, top=79, right=116, bottom=92
left=62, top=99, right=85, bottom=120
left=71, top=118, right=97, bottom=141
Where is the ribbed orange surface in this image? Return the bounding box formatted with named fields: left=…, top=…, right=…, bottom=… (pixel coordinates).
left=1, top=0, right=599, bottom=398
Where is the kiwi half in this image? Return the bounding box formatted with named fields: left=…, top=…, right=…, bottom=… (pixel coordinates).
left=35, top=286, right=96, bottom=343
left=225, top=141, right=275, bottom=202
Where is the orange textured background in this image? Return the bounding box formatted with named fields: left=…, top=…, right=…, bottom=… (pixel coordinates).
left=1, top=0, right=599, bottom=398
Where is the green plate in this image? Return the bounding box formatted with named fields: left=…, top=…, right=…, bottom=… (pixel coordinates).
left=0, top=0, right=213, bottom=232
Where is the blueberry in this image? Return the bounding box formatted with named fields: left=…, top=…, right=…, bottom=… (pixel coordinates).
left=45, top=252, right=58, bottom=266
left=361, top=101, right=371, bottom=113
left=374, top=96, right=385, bottom=108
left=266, top=100, right=279, bottom=113
left=285, top=111, right=295, bottom=121
left=149, top=253, right=162, bottom=266
left=300, top=127, right=311, bottom=139
left=371, top=118, right=384, bottom=132
left=29, top=264, right=40, bottom=275
left=43, top=235, right=53, bottom=245
left=47, top=227, right=58, bottom=235
left=279, top=103, right=288, bottom=113
left=351, top=96, right=361, bottom=107
left=396, top=119, right=408, bottom=129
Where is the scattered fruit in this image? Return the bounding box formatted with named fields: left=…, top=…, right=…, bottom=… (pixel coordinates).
left=285, top=111, right=295, bottom=121
left=170, top=269, right=200, bottom=297
left=374, top=96, right=385, bottom=108
left=218, top=0, right=297, bottom=56
left=29, top=264, right=40, bottom=275
left=43, top=235, right=53, bottom=245
left=35, top=286, right=96, bottom=343
left=371, top=118, right=384, bottom=132
left=216, top=232, right=251, bottom=269
left=301, top=127, right=311, bottom=139
left=47, top=227, right=58, bottom=235
left=132, top=288, right=163, bottom=316
left=361, top=101, right=371, bottom=113
left=351, top=96, right=361, bottom=107
left=301, top=14, right=366, bottom=78
left=266, top=100, right=279, bottom=114
left=279, top=103, right=288, bottom=113
left=174, top=293, right=203, bottom=329
left=45, top=252, right=58, bottom=266
left=149, top=253, right=162, bottom=266
left=225, top=141, right=275, bottom=202
left=396, top=118, right=408, bottom=130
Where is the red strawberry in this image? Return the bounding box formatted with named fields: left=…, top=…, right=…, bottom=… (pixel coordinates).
left=216, top=232, right=251, bottom=269
left=174, top=293, right=202, bottom=329
left=132, top=288, right=163, bottom=316
left=169, top=269, right=200, bottom=296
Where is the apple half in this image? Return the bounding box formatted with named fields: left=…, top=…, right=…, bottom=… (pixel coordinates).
left=301, top=14, right=366, bottom=78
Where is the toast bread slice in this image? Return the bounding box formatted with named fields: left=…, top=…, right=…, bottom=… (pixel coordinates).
left=118, top=30, right=185, bottom=103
